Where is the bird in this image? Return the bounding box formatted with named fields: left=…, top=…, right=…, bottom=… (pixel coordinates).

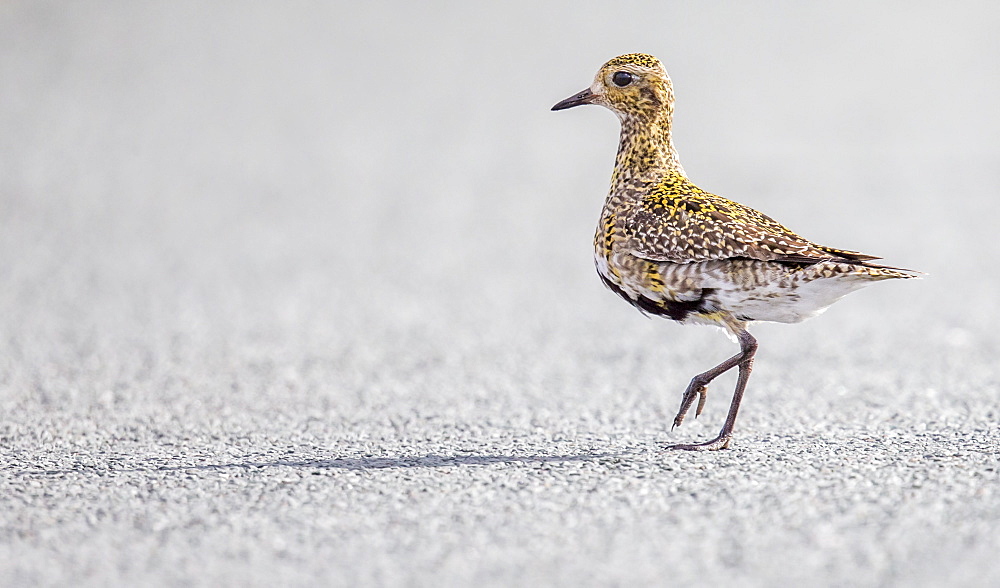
left=551, top=53, right=918, bottom=450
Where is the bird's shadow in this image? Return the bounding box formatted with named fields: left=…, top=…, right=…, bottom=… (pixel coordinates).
left=16, top=452, right=630, bottom=477
left=140, top=452, right=627, bottom=473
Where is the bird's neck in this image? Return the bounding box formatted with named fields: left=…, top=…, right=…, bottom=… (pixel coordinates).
left=612, top=113, right=684, bottom=187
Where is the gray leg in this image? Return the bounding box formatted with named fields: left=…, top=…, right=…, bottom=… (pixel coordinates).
left=668, top=329, right=758, bottom=451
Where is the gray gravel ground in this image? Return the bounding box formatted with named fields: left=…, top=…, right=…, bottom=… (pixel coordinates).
left=2, top=2, right=1000, bottom=586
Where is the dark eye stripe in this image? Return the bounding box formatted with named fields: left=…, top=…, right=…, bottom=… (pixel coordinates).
left=612, top=71, right=633, bottom=87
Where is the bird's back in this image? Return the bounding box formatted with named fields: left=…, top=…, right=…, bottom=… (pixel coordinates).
left=595, top=170, right=918, bottom=328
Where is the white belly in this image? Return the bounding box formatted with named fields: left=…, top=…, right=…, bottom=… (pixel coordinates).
left=600, top=254, right=900, bottom=326
left=707, top=271, right=874, bottom=323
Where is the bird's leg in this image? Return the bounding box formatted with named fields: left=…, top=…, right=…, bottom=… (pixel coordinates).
left=671, top=348, right=746, bottom=429
left=669, top=329, right=758, bottom=451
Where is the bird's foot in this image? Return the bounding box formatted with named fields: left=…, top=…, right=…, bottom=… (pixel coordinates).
left=671, top=384, right=707, bottom=430
left=666, top=433, right=732, bottom=451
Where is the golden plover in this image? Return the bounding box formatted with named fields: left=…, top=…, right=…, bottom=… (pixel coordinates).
left=552, top=53, right=918, bottom=450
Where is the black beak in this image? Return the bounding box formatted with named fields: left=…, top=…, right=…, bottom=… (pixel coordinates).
left=551, top=88, right=596, bottom=111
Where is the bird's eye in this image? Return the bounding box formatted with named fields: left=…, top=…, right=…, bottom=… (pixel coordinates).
left=612, top=71, right=634, bottom=87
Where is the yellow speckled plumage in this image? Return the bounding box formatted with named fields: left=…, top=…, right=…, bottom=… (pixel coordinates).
left=552, top=53, right=918, bottom=450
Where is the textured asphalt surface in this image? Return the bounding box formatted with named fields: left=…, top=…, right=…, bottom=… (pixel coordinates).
left=2, top=2, right=1000, bottom=586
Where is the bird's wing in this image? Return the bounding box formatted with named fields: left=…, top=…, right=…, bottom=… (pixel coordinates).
left=623, top=192, right=875, bottom=265
left=814, top=245, right=881, bottom=262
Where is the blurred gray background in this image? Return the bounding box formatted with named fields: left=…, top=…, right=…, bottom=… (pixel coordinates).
left=2, top=1, right=998, bottom=586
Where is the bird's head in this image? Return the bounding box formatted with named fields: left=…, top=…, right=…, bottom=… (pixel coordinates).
left=551, top=53, right=674, bottom=121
